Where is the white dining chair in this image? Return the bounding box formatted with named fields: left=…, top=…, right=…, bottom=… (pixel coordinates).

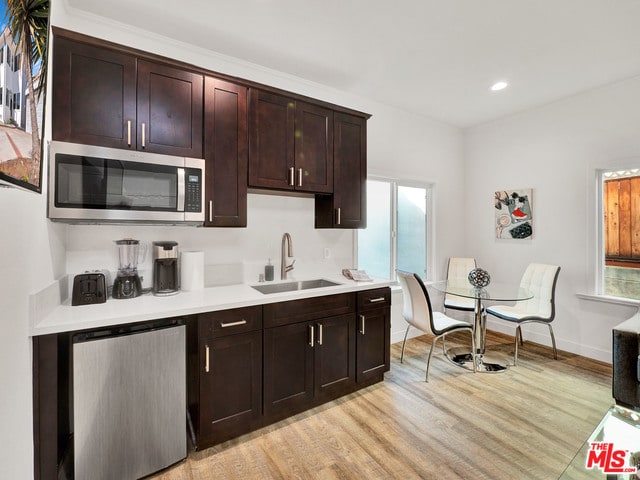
left=443, top=257, right=477, bottom=314
left=486, top=263, right=561, bottom=365
left=397, top=270, right=475, bottom=382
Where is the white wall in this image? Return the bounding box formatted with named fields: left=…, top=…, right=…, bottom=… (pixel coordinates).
left=464, top=75, right=640, bottom=362
left=0, top=3, right=466, bottom=479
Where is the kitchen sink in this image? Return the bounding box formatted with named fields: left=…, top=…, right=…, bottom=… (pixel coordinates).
left=251, top=279, right=341, bottom=294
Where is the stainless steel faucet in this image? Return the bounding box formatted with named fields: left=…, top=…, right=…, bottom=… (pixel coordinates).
left=281, top=232, right=295, bottom=279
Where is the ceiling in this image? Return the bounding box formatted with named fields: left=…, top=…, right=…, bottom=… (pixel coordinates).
left=65, top=0, right=640, bottom=128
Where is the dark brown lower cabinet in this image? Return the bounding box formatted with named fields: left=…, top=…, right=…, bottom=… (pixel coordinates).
left=356, top=288, right=391, bottom=382
left=188, top=306, right=262, bottom=448
left=263, top=313, right=356, bottom=420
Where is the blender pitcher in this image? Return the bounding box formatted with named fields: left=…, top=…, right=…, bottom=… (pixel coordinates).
left=112, top=239, right=146, bottom=299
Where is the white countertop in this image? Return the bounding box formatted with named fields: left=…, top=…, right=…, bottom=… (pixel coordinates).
left=31, top=274, right=392, bottom=336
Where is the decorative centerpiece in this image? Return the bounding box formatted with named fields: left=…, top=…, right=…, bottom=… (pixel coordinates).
left=468, top=268, right=491, bottom=288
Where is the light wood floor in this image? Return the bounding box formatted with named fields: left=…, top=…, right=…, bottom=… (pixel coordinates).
left=151, top=330, right=613, bottom=480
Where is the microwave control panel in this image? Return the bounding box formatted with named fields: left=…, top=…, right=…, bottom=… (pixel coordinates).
left=184, top=168, right=202, bottom=212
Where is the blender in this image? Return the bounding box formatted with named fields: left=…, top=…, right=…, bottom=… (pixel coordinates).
left=112, top=239, right=145, bottom=299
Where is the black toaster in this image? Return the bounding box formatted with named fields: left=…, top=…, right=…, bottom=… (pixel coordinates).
left=72, top=272, right=107, bottom=306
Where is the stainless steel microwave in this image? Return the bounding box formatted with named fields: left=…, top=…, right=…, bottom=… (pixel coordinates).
left=48, top=141, right=205, bottom=224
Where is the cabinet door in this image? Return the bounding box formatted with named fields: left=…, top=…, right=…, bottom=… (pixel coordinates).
left=137, top=60, right=203, bottom=157
left=294, top=102, right=333, bottom=193
left=315, top=112, right=367, bottom=228
left=52, top=37, right=137, bottom=149
left=314, top=314, right=355, bottom=400
left=199, top=330, right=262, bottom=445
left=248, top=90, right=295, bottom=190
left=263, top=321, right=314, bottom=418
left=356, top=307, right=390, bottom=382
left=204, top=77, right=247, bottom=227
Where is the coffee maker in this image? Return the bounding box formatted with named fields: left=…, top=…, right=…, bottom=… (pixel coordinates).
left=112, top=239, right=144, bottom=299
left=153, top=241, right=180, bottom=296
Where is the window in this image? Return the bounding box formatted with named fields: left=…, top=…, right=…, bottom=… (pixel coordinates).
left=357, top=178, right=431, bottom=280
left=600, top=168, right=640, bottom=300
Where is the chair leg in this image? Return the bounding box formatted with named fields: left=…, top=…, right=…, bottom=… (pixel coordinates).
left=548, top=324, right=558, bottom=360
left=514, top=325, right=522, bottom=366
left=400, top=325, right=410, bottom=363
left=425, top=336, right=438, bottom=382
left=442, top=334, right=447, bottom=355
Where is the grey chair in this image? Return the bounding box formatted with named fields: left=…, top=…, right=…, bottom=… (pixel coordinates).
left=486, top=263, right=561, bottom=365
left=397, top=270, right=475, bottom=381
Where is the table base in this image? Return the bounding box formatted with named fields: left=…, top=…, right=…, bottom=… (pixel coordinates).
left=445, top=348, right=509, bottom=373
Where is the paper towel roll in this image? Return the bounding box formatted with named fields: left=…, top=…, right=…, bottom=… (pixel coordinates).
left=181, top=251, right=204, bottom=291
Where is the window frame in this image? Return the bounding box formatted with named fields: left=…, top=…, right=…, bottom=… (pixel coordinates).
left=355, top=175, right=434, bottom=282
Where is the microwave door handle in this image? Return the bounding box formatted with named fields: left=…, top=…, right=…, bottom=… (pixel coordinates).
left=177, top=168, right=185, bottom=212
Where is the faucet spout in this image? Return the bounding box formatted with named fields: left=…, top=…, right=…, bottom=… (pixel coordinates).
left=281, top=233, right=295, bottom=280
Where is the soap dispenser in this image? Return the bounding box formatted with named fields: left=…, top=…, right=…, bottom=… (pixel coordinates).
left=265, top=258, right=274, bottom=281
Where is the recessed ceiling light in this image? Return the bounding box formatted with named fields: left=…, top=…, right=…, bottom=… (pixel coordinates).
left=490, top=81, right=509, bottom=92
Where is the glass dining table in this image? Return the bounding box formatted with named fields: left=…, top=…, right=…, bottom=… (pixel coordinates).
left=430, top=280, right=533, bottom=373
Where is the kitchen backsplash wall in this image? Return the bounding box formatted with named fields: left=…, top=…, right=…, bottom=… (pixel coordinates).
left=64, top=193, right=355, bottom=288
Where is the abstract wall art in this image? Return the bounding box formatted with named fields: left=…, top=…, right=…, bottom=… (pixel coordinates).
left=495, top=189, right=533, bottom=239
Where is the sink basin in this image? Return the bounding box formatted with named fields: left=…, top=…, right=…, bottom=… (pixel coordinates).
left=252, top=279, right=341, bottom=294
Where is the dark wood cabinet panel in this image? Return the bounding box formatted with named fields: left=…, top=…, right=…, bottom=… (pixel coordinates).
left=137, top=60, right=203, bottom=158
left=204, top=77, right=248, bottom=227
left=248, top=90, right=295, bottom=190
left=356, top=288, right=391, bottom=382
left=315, top=314, right=356, bottom=400
left=249, top=90, right=333, bottom=193
left=315, top=112, right=367, bottom=228
left=263, top=292, right=355, bottom=328
left=198, top=330, right=262, bottom=445
left=263, top=321, right=315, bottom=418
left=295, top=101, right=333, bottom=193
left=52, top=37, right=137, bottom=149
left=356, top=307, right=391, bottom=382
left=189, top=306, right=262, bottom=449
left=52, top=36, right=203, bottom=158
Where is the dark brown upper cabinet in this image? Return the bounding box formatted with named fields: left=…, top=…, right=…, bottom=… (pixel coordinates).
left=315, top=112, right=367, bottom=228
left=204, top=77, right=248, bottom=227
left=248, top=89, right=333, bottom=194
left=52, top=36, right=203, bottom=158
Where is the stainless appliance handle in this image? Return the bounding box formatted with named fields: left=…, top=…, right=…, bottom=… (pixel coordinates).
left=177, top=168, right=185, bottom=212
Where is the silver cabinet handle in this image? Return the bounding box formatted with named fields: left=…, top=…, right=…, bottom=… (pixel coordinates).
left=220, top=319, right=247, bottom=328
left=309, top=324, right=315, bottom=347
left=369, top=297, right=386, bottom=303
left=336, top=207, right=341, bottom=225
left=318, top=323, right=323, bottom=345
left=141, top=122, right=146, bottom=148
left=289, top=167, right=295, bottom=186
left=359, top=315, right=365, bottom=335
left=298, top=168, right=303, bottom=187
left=209, top=200, right=213, bottom=223
left=205, top=344, right=210, bottom=373
left=127, top=120, right=132, bottom=146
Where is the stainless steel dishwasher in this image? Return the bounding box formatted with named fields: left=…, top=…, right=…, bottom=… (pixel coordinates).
left=72, top=319, right=187, bottom=480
